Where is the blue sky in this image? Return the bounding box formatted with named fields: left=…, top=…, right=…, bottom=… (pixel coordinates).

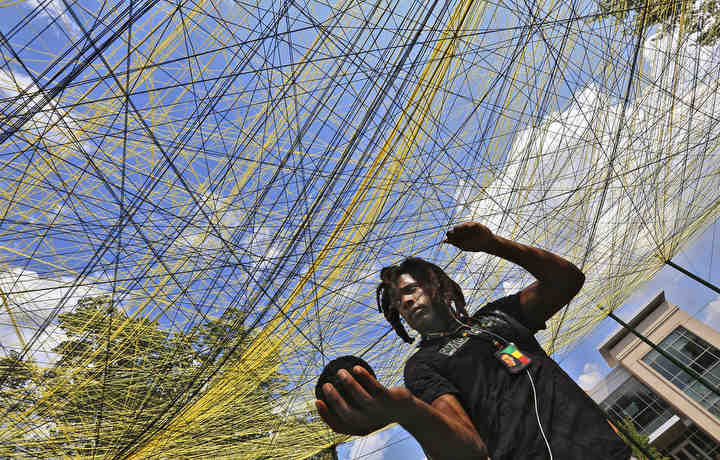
left=3, top=1, right=720, bottom=458
left=337, top=216, right=720, bottom=459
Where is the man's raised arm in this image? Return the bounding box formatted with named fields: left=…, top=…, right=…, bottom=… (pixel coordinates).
left=444, top=221, right=585, bottom=327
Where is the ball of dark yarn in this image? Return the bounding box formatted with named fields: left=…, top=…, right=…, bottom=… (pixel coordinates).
left=315, top=355, right=377, bottom=407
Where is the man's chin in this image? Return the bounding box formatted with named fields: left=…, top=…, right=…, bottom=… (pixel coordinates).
left=413, top=317, right=436, bottom=334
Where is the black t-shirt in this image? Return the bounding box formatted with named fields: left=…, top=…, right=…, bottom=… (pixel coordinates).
left=404, top=294, right=630, bottom=460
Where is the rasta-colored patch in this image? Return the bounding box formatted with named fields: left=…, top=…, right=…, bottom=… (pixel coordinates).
left=494, top=342, right=532, bottom=373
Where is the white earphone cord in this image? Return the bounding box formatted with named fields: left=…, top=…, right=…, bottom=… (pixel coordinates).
left=526, top=368, right=553, bottom=460
left=451, top=314, right=553, bottom=458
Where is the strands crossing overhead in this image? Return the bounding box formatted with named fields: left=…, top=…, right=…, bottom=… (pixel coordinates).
left=1, top=0, right=720, bottom=458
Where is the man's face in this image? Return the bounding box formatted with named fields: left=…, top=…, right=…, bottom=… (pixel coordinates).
left=396, top=273, right=451, bottom=334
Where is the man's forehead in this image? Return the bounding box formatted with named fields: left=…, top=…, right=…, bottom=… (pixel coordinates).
left=397, top=272, right=419, bottom=287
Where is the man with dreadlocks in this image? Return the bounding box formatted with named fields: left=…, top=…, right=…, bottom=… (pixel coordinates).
left=315, top=222, right=630, bottom=460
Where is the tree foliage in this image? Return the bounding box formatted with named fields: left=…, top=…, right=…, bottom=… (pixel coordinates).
left=595, top=0, right=720, bottom=45
left=615, top=417, right=671, bottom=460
left=0, top=296, right=337, bottom=459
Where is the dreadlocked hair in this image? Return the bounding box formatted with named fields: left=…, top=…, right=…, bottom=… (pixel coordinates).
left=376, top=257, right=469, bottom=343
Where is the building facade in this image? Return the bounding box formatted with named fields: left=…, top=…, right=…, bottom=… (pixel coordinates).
left=589, top=292, right=720, bottom=458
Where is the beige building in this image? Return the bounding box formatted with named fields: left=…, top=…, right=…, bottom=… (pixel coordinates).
left=589, top=291, right=720, bottom=458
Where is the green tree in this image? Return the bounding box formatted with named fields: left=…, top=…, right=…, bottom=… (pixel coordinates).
left=0, top=352, right=37, bottom=411
left=1, top=295, right=332, bottom=459
left=37, top=295, right=185, bottom=457
left=0, top=353, right=42, bottom=458
left=615, top=416, right=671, bottom=460
left=307, top=445, right=339, bottom=460
left=594, top=0, right=720, bottom=45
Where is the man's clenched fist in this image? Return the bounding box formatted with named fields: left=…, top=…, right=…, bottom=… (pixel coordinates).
left=444, top=222, right=498, bottom=253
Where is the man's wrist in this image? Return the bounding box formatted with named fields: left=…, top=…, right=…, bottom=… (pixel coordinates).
left=479, top=234, right=503, bottom=255
left=393, top=394, right=426, bottom=427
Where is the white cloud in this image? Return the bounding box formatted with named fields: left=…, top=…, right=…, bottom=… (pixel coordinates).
left=25, top=0, right=80, bottom=37
left=0, top=68, right=85, bottom=148
left=578, top=362, right=603, bottom=390
left=453, top=27, right=720, bottom=353
left=173, top=192, right=245, bottom=252
left=346, top=428, right=394, bottom=460
left=702, top=296, right=720, bottom=331
left=0, top=266, right=107, bottom=365
left=502, top=278, right=528, bottom=298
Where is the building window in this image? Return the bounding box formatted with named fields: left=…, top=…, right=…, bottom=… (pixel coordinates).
left=600, top=376, right=676, bottom=436
left=641, top=326, right=720, bottom=418
left=666, top=424, right=720, bottom=460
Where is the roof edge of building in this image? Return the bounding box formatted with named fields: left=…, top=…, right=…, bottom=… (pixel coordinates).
left=597, top=291, right=666, bottom=365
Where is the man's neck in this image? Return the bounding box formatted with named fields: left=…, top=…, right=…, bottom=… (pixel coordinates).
left=420, top=316, right=466, bottom=341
